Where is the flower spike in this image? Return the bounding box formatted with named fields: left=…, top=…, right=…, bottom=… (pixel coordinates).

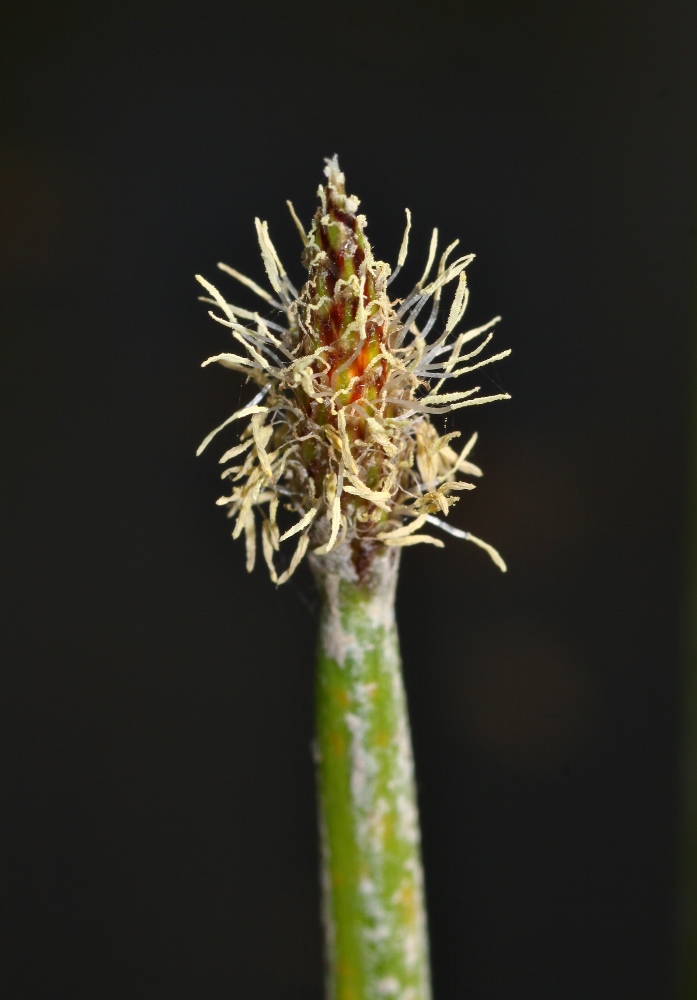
left=198, top=157, right=510, bottom=581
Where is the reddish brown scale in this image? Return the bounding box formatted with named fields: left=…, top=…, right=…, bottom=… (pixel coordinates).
left=295, top=167, right=395, bottom=458
left=328, top=299, right=346, bottom=342
left=292, top=165, right=414, bottom=570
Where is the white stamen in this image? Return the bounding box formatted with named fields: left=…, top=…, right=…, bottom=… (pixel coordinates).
left=286, top=200, right=308, bottom=246
left=279, top=506, right=318, bottom=542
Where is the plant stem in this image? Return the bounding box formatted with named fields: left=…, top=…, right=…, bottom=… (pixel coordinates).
left=310, top=545, right=432, bottom=1000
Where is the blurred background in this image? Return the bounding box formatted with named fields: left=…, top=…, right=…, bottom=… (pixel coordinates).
left=2, top=1, right=696, bottom=997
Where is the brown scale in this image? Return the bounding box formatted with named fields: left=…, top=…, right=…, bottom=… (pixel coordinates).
left=299, top=175, right=390, bottom=415
left=289, top=171, right=403, bottom=571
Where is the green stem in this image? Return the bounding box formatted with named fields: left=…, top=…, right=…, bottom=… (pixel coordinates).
left=310, top=545, right=432, bottom=1000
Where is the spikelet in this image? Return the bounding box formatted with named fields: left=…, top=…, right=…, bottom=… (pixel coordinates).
left=197, top=157, right=509, bottom=582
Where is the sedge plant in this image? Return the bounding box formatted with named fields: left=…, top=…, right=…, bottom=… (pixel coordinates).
left=196, top=157, right=509, bottom=1000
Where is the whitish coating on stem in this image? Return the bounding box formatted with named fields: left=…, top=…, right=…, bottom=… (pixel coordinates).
left=197, top=157, right=509, bottom=581
left=312, top=548, right=431, bottom=1000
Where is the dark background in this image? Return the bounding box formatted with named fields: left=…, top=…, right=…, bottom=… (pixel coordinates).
left=2, top=1, right=696, bottom=997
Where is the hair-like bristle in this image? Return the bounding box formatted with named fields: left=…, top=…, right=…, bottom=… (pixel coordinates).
left=197, top=158, right=510, bottom=582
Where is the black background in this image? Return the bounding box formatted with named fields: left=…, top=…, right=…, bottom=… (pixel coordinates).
left=2, top=1, right=696, bottom=997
